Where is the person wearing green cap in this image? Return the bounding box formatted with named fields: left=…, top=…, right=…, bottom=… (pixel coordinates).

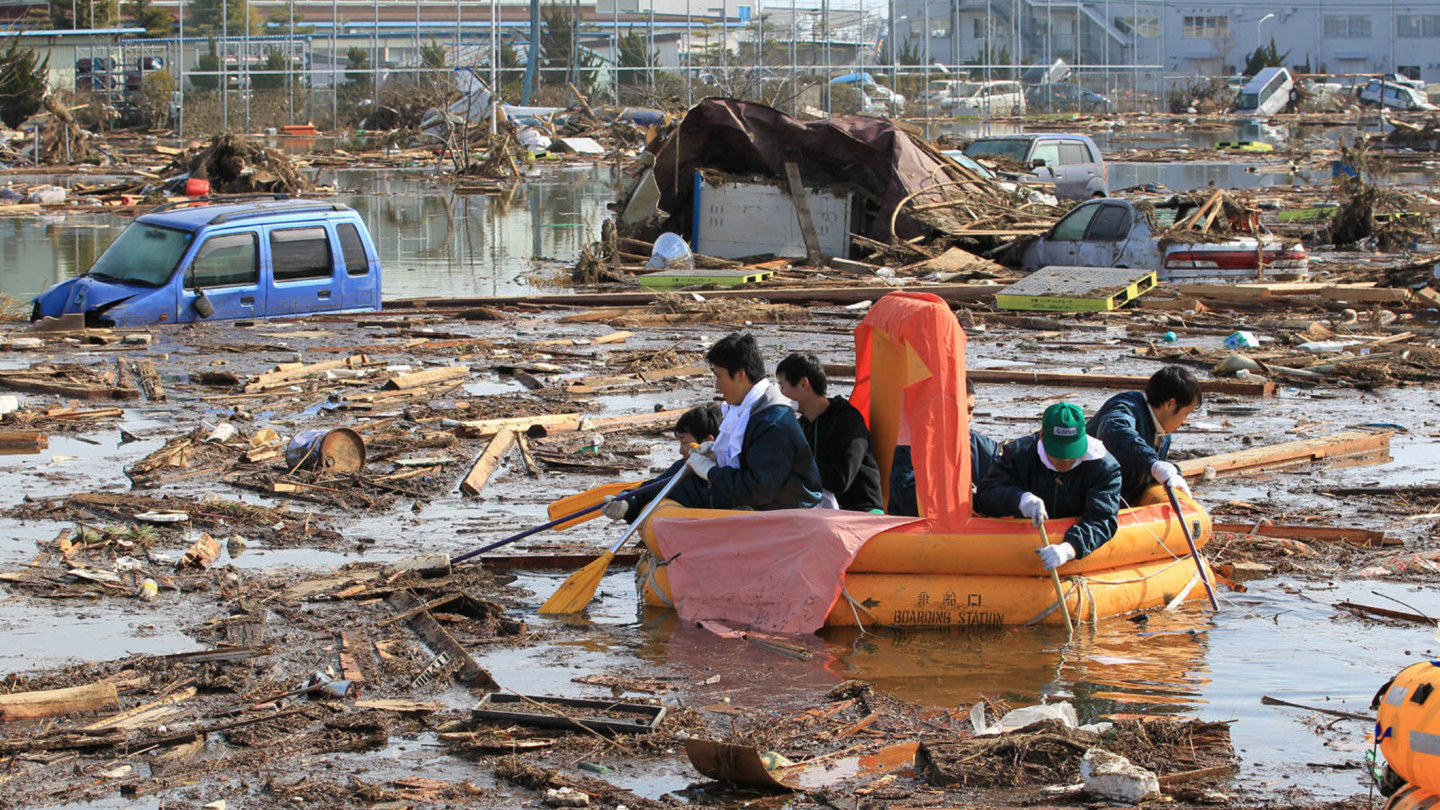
left=974, top=402, right=1123, bottom=571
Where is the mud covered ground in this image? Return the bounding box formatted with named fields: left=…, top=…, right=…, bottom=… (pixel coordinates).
left=0, top=296, right=1436, bottom=809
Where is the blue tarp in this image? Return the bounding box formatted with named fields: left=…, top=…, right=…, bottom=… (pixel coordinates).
left=829, top=72, right=875, bottom=85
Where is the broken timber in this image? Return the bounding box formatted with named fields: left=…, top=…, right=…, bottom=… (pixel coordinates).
left=0, top=681, right=119, bottom=721
left=1178, top=431, right=1392, bottom=478
left=385, top=591, right=499, bottom=691
left=459, top=428, right=516, bottom=495
left=1211, top=522, right=1395, bottom=546
left=244, top=354, right=371, bottom=392
left=821, top=365, right=1274, bottom=397
left=389, top=285, right=996, bottom=311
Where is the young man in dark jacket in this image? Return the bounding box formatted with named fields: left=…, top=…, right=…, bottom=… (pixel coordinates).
left=775, top=352, right=883, bottom=512
left=975, top=402, right=1123, bottom=570
left=674, top=333, right=822, bottom=511
left=1088, top=366, right=1201, bottom=506
left=603, top=403, right=722, bottom=523
left=888, top=378, right=1000, bottom=516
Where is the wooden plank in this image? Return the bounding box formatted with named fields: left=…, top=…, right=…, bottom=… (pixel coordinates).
left=387, top=284, right=997, bottom=311
left=377, top=593, right=461, bottom=627
left=135, top=359, right=166, bottom=401
left=0, top=431, right=47, bottom=449
left=592, top=330, right=634, bottom=344
left=0, top=682, right=118, bottom=721
left=385, top=591, right=498, bottom=691
left=1212, top=522, right=1395, bottom=546
left=244, top=354, right=370, bottom=392
left=460, top=428, right=516, bottom=495
left=384, top=366, right=469, bottom=390
left=515, top=432, right=540, bottom=477
left=452, top=412, right=582, bottom=437
left=83, top=687, right=198, bottom=731
left=820, top=365, right=1274, bottom=397
left=638, top=362, right=710, bottom=383
left=588, top=407, right=689, bottom=434
left=338, top=631, right=368, bottom=686
left=1177, top=431, right=1392, bottom=478
left=0, top=377, right=140, bottom=400
left=783, top=161, right=823, bottom=265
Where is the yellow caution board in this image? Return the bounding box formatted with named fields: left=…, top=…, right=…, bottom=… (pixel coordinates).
left=996, top=266, right=1157, bottom=312
left=639, top=267, right=776, bottom=290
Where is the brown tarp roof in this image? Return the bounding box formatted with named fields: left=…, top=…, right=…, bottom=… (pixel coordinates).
left=640, top=98, right=962, bottom=243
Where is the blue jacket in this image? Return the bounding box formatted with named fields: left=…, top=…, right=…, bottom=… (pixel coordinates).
left=1089, top=391, right=1170, bottom=506
left=706, top=398, right=823, bottom=511
left=973, top=433, right=1123, bottom=558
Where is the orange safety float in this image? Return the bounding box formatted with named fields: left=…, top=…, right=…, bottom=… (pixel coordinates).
left=1377, top=660, right=1440, bottom=793
left=637, top=291, right=1216, bottom=628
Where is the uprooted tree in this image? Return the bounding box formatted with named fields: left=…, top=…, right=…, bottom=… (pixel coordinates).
left=0, top=36, right=49, bottom=128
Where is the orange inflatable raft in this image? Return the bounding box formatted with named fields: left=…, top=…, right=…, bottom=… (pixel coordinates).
left=637, top=291, right=1215, bottom=628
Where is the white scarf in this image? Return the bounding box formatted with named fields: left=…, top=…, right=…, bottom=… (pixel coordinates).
left=714, top=378, right=776, bottom=469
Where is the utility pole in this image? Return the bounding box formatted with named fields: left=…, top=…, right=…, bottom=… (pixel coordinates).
left=522, top=0, right=539, bottom=103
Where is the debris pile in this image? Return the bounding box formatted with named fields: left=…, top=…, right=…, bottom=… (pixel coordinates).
left=171, top=132, right=313, bottom=195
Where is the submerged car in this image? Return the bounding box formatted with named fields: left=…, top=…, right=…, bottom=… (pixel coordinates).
left=1025, top=83, right=1112, bottom=113
left=1021, top=197, right=1308, bottom=282
left=1356, top=79, right=1438, bottom=111
left=32, top=197, right=382, bottom=327
left=963, top=133, right=1108, bottom=199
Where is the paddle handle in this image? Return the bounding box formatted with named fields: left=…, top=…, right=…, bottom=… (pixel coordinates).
left=603, top=466, right=690, bottom=556
left=1165, top=482, right=1221, bottom=611
left=450, top=476, right=671, bottom=566
left=1037, top=523, right=1074, bottom=636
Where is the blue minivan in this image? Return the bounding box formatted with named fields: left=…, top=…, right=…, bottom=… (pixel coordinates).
left=32, top=197, right=382, bottom=328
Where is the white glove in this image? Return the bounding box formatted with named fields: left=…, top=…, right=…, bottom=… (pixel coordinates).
left=1037, top=542, right=1077, bottom=571
left=1018, top=492, right=1048, bottom=529
left=1151, top=460, right=1191, bottom=497
left=695, top=441, right=715, bottom=458
left=685, top=452, right=716, bottom=481
left=601, top=495, right=629, bottom=522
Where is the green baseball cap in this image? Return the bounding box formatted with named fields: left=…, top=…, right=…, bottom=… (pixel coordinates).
left=1041, top=402, right=1088, bottom=460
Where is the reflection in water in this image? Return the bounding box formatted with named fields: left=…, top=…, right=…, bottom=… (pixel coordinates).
left=634, top=602, right=1213, bottom=723
left=0, top=166, right=618, bottom=303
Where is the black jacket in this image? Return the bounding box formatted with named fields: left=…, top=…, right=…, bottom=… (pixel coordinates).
left=706, top=396, right=823, bottom=511
left=622, top=457, right=685, bottom=523
left=973, top=433, right=1123, bottom=557
left=799, top=396, right=884, bottom=512
left=1089, top=390, right=1171, bottom=506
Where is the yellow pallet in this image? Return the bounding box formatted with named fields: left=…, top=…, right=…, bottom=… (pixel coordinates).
left=639, top=268, right=775, bottom=289
left=995, top=266, right=1158, bottom=312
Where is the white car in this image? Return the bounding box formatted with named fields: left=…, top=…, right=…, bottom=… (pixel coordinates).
left=1021, top=198, right=1308, bottom=282
left=860, top=83, right=906, bottom=116
left=1357, top=79, right=1438, bottom=111
left=940, top=80, right=1025, bottom=117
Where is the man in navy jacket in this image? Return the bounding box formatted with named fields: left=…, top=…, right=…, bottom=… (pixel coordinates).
left=674, top=333, right=822, bottom=511
left=975, top=402, right=1123, bottom=570
left=1088, top=366, right=1202, bottom=506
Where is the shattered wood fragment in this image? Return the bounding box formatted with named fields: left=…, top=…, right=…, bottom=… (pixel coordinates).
left=244, top=355, right=371, bottom=392
left=135, top=359, right=165, bottom=401
left=84, top=687, right=198, bottom=731
left=1211, top=522, right=1394, bottom=546
left=385, top=590, right=499, bottom=691
left=453, top=413, right=582, bottom=438
left=0, top=681, right=119, bottom=721
left=339, top=631, right=369, bottom=686
left=460, top=428, right=516, bottom=495
left=0, top=431, right=47, bottom=449
left=177, top=534, right=222, bottom=570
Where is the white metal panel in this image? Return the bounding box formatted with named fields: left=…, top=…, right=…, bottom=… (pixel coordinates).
left=693, top=179, right=851, bottom=260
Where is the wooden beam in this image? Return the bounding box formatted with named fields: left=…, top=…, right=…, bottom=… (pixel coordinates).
left=244, top=354, right=370, bottom=392
left=783, top=161, right=824, bottom=265
left=453, top=413, right=582, bottom=437
left=1177, top=430, right=1392, bottom=478
left=387, top=284, right=996, bottom=311
left=460, top=428, right=516, bottom=495
left=1212, top=522, right=1395, bottom=546
left=0, top=681, right=118, bottom=721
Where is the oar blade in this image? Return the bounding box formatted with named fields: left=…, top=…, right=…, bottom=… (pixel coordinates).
left=547, top=482, right=642, bottom=530
left=539, top=551, right=616, bottom=614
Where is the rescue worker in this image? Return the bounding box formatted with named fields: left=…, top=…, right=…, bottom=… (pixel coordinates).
left=1088, top=366, right=1201, bottom=506
left=888, top=379, right=1000, bottom=516
left=774, top=352, right=883, bottom=512
left=974, top=402, right=1122, bottom=570
left=602, top=403, right=721, bottom=523
left=672, top=333, right=822, bottom=511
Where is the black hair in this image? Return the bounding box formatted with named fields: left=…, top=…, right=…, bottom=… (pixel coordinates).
left=1146, top=365, right=1203, bottom=409
left=674, top=403, right=722, bottom=441
left=775, top=352, right=827, bottom=396
left=706, top=333, right=766, bottom=383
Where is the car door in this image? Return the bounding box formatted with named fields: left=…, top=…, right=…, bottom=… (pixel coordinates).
left=179, top=231, right=263, bottom=323
left=1028, top=139, right=1062, bottom=191
left=336, top=222, right=378, bottom=310
left=1032, top=200, right=1101, bottom=266
left=1058, top=141, right=1098, bottom=198
left=267, top=225, right=343, bottom=316
left=1072, top=201, right=1132, bottom=266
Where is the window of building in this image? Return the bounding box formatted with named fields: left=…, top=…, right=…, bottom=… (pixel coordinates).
left=972, top=18, right=990, bottom=38
left=1397, top=14, right=1440, bottom=38
left=270, top=227, right=333, bottom=282
left=1114, top=16, right=1159, bottom=37
left=1324, top=15, right=1371, bottom=38
left=1182, top=16, right=1227, bottom=39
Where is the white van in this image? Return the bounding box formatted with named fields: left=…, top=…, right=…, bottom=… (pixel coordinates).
left=1234, top=67, right=1294, bottom=117
left=942, top=81, right=1026, bottom=117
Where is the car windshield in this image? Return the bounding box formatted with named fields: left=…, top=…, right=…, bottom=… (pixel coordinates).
left=951, top=83, right=983, bottom=98
left=87, top=223, right=193, bottom=288
left=1236, top=92, right=1260, bottom=109
left=964, top=138, right=1031, bottom=161
left=927, top=81, right=953, bottom=92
